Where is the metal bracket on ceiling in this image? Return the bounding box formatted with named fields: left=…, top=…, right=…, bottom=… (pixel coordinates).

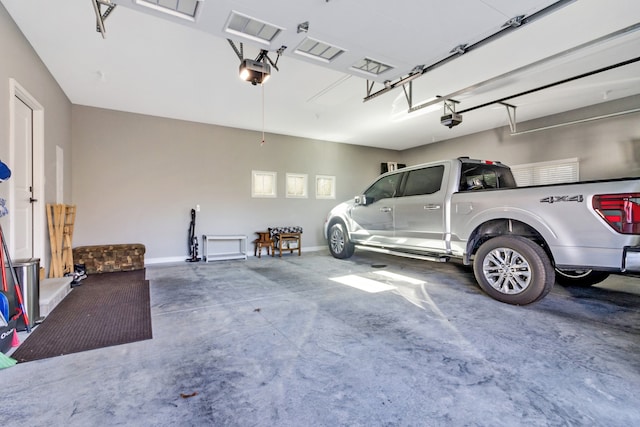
left=297, top=21, right=309, bottom=33
left=228, top=39, right=244, bottom=61
left=256, top=48, right=284, bottom=72
left=450, top=44, right=468, bottom=55
left=227, top=39, right=286, bottom=71
left=362, top=0, right=576, bottom=103
left=503, top=15, right=526, bottom=28
left=365, top=65, right=423, bottom=103
left=502, top=102, right=517, bottom=133
left=455, top=55, right=640, bottom=116
left=92, top=0, right=116, bottom=39
left=442, top=98, right=460, bottom=115
left=402, top=81, right=413, bottom=108
left=366, top=79, right=376, bottom=98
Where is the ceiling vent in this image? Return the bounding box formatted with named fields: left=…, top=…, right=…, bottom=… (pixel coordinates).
left=351, top=58, right=394, bottom=76
left=135, top=0, right=201, bottom=21
left=294, top=38, right=345, bottom=63
left=225, top=11, right=282, bottom=45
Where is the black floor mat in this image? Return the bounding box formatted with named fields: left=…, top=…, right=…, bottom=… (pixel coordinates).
left=11, top=270, right=152, bottom=363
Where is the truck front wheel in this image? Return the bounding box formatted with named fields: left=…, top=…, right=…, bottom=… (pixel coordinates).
left=473, top=236, right=554, bottom=305
left=328, top=222, right=355, bottom=259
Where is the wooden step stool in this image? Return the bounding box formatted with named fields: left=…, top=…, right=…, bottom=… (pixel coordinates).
left=253, top=232, right=274, bottom=258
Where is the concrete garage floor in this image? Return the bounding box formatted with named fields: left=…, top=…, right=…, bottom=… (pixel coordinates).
left=2, top=250, right=639, bottom=426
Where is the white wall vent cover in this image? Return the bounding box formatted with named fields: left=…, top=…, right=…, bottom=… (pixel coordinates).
left=136, top=0, right=201, bottom=21
left=225, top=11, right=282, bottom=45
left=295, top=38, right=345, bottom=63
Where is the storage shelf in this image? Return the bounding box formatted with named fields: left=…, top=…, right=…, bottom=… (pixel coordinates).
left=202, top=235, right=247, bottom=262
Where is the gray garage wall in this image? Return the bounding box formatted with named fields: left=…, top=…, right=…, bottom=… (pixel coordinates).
left=400, top=95, right=640, bottom=179
left=0, top=4, right=72, bottom=272
left=71, top=106, right=398, bottom=261
left=72, top=97, right=639, bottom=263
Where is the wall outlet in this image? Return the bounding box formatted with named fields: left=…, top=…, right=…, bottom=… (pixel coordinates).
left=196, top=204, right=200, bottom=212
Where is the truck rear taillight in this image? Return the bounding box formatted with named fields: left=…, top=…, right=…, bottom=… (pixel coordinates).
left=593, top=193, right=640, bottom=234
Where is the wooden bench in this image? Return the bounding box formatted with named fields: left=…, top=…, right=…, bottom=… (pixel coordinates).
left=268, top=227, right=302, bottom=257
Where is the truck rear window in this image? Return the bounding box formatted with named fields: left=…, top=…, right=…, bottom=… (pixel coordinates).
left=459, top=164, right=517, bottom=191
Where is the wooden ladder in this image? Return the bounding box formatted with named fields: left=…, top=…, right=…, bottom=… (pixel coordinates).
left=47, top=204, right=76, bottom=278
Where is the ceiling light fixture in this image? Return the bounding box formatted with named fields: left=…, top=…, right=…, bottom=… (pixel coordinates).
left=239, top=59, right=271, bottom=85
left=228, top=40, right=285, bottom=85
left=227, top=42, right=286, bottom=145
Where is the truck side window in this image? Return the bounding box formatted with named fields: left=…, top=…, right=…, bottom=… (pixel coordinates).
left=401, top=165, right=444, bottom=196
left=364, top=173, right=401, bottom=202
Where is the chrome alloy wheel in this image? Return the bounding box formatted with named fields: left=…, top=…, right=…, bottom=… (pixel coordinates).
left=482, top=247, right=532, bottom=295
left=330, top=226, right=346, bottom=254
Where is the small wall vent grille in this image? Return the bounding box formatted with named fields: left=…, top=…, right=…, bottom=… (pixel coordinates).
left=136, top=0, right=201, bottom=20
left=351, top=58, right=393, bottom=76
left=295, top=38, right=344, bottom=62
left=225, top=11, right=282, bottom=44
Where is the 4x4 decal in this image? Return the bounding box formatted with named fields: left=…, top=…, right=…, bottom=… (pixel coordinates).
left=540, top=195, right=584, bottom=203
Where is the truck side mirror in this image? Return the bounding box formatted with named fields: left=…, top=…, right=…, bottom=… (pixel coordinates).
left=355, top=195, right=368, bottom=206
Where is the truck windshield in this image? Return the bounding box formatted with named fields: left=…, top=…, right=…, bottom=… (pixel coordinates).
left=459, top=164, right=517, bottom=191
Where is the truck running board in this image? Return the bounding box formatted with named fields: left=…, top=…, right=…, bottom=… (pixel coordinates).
left=355, top=245, right=449, bottom=263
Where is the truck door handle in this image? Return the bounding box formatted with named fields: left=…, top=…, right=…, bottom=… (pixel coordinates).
left=380, top=207, right=392, bottom=213
left=424, top=204, right=441, bottom=210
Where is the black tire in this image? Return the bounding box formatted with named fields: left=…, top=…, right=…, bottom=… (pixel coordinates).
left=555, top=269, right=610, bottom=287
left=328, top=222, right=355, bottom=259
left=473, top=236, right=555, bottom=305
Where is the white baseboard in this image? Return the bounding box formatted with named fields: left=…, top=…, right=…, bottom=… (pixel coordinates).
left=145, top=256, right=186, bottom=265
left=145, top=245, right=327, bottom=265
left=297, top=245, right=325, bottom=253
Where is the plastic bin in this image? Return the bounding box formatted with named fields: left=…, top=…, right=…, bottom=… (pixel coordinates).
left=4, top=258, right=40, bottom=331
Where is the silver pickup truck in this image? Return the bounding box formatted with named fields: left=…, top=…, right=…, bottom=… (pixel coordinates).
left=324, top=157, right=640, bottom=305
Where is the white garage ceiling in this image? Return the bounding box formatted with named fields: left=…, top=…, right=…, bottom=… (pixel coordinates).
left=2, top=0, right=640, bottom=150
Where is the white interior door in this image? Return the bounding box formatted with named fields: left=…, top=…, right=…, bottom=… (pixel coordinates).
left=9, top=79, right=44, bottom=264
left=13, top=97, right=34, bottom=259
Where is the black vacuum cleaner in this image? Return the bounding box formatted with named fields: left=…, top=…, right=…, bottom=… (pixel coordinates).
left=186, top=208, right=201, bottom=262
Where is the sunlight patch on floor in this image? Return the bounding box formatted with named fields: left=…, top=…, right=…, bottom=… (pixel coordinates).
left=372, top=270, right=426, bottom=285
left=330, top=275, right=396, bottom=293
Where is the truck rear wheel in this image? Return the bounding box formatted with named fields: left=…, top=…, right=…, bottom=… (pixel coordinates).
left=328, top=222, right=355, bottom=259
left=555, top=269, right=610, bottom=287
left=473, top=236, right=554, bottom=305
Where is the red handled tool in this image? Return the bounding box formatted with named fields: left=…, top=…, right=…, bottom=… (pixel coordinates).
left=0, top=224, right=30, bottom=332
